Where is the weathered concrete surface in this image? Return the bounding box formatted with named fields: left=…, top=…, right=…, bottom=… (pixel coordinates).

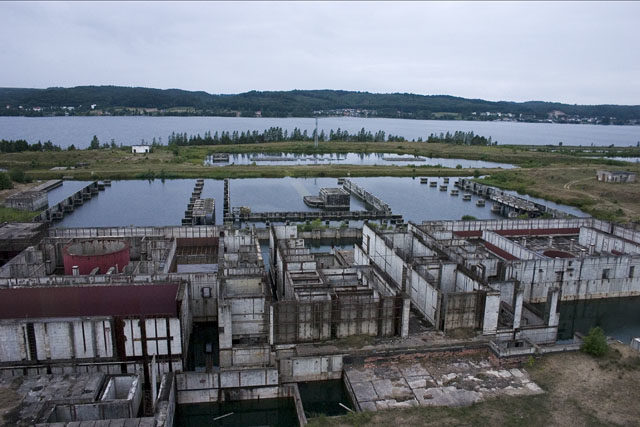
left=344, top=351, right=542, bottom=412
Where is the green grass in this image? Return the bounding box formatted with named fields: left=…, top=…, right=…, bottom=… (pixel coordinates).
left=0, top=207, right=40, bottom=222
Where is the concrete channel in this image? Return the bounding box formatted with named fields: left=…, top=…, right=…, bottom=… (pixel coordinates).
left=32, top=180, right=108, bottom=224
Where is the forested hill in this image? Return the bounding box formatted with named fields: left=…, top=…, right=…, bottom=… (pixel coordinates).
left=1, top=86, right=639, bottom=124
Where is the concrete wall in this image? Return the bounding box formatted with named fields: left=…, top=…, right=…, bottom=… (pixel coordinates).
left=123, top=317, right=182, bottom=358
left=482, top=231, right=543, bottom=260
left=279, top=354, right=344, bottom=382
left=0, top=247, right=46, bottom=278
left=357, top=226, right=441, bottom=325
left=496, top=325, right=558, bottom=345
left=427, top=218, right=594, bottom=233
left=507, top=255, right=640, bottom=302
left=0, top=318, right=114, bottom=362
left=579, top=227, right=640, bottom=255
left=227, top=295, right=267, bottom=337
left=454, top=270, right=481, bottom=293
left=219, top=344, right=272, bottom=368
left=51, top=374, right=143, bottom=423
left=176, top=368, right=279, bottom=404
left=154, top=373, right=176, bottom=427
left=443, top=292, right=482, bottom=331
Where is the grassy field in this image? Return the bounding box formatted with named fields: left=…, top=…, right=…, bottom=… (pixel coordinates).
left=0, top=206, right=40, bottom=222
left=0, top=142, right=637, bottom=174
left=477, top=166, right=640, bottom=222
left=308, top=343, right=640, bottom=427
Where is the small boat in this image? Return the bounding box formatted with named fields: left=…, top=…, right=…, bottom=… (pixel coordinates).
left=462, top=193, right=472, bottom=201
left=443, top=178, right=450, bottom=184
left=420, top=177, right=429, bottom=184
left=450, top=189, right=459, bottom=196
left=491, top=204, right=501, bottom=213
left=429, top=181, right=437, bottom=187
left=476, top=199, right=486, bottom=207
left=440, top=185, right=448, bottom=191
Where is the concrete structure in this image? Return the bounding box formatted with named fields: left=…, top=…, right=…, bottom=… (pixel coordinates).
left=183, top=179, right=215, bottom=226
left=0, top=222, right=47, bottom=266
left=63, top=239, right=130, bottom=275
left=303, top=188, right=350, bottom=210
left=1, top=217, right=639, bottom=422
left=4, top=191, right=48, bottom=211
left=269, top=225, right=410, bottom=343
left=596, top=169, right=637, bottom=183
left=132, top=145, right=151, bottom=154
left=0, top=284, right=188, bottom=383
left=0, top=372, right=175, bottom=426
left=227, top=177, right=401, bottom=224
left=344, top=348, right=542, bottom=412
left=457, top=178, right=573, bottom=218
left=33, top=181, right=105, bottom=224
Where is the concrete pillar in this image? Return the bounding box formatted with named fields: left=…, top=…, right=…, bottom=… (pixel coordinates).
left=546, top=287, right=560, bottom=327
left=218, top=303, right=232, bottom=350
left=482, top=291, right=500, bottom=335
left=512, top=287, right=524, bottom=329
left=548, top=236, right=553, bottom=248
left=72, top=265, right=79, bottom=276
left=401, top=298, right=411, bottom=338
left=269, top=305, right=274, bottom=346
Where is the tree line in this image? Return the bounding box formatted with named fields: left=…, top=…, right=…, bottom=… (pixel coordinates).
left=167, top=127, right=409, bottom=146
left=0, top=139, right=61, bottom=153
left=425, top=131, right=497, bottom=146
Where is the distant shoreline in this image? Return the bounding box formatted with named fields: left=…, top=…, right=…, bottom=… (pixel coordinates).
left=2, top=114, right=639, bottom=127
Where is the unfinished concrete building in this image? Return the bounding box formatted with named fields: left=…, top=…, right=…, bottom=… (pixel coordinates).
left=596, top=169, right=637, bottom=183
left=303, top=188, right=350, bottom=210
left=269, top=225, right=410, bottom=344
left=4, top=190, right=48, bottom=211
left=1, top=216, right=639, bottom=424
left=355, top=218, right=640, bottom=349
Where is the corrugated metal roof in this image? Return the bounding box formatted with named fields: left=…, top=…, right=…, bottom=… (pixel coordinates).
left=0, top=284, right=179, bottom=319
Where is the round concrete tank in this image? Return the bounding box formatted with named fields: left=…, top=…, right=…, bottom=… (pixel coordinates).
left=63, top=239, right=130, bottom=275
left=543, top=250, right=575, bottom=259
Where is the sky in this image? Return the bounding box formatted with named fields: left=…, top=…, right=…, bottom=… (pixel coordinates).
left=1, top=1, right=639, bottom=105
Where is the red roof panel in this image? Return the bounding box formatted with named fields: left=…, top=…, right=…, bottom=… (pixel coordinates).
left=0, top=284, right=179, bottom=319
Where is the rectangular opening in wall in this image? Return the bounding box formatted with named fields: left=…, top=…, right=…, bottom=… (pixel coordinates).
left=629, top=266, right=635, bottom=279
left=602, top=268, right=610, bottom=280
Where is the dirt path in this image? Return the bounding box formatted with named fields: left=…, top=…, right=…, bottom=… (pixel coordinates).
left=563, top=176, right=595, bottom=190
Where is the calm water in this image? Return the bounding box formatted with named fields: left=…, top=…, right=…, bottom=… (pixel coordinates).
left=175, top=399, right=298, bottom=427
left=204, top=152, right=516, bottom=169
left=557, top=297, right=640, bottom=343
left=1, top=116, right=639, bottom=148
left=298, top=380, right=353, bottom=418
left=50, top=177, right=521, bottom=228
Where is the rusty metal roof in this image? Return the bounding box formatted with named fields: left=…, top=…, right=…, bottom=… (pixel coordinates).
left=0, top=284, right=179, bottom=319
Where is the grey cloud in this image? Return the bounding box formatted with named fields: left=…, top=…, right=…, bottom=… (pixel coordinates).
left=0, top=1, right=638, bottom=104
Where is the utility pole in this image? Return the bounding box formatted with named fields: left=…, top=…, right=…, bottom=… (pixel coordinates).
left=314, top=116, right=319, bottom=149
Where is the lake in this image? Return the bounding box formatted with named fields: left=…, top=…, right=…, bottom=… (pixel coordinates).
left=204, top=152, right=516, bottom=168
left=1, top=116, right=639, bottom=149
left=48, top=176, right=586, bottom=228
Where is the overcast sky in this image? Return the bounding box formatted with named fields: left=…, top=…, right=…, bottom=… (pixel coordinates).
left=1, top=1, right=639, bottom=105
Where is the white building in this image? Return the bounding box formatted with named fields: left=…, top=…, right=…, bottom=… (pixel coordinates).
left=132, top=145, right=151, bottom=154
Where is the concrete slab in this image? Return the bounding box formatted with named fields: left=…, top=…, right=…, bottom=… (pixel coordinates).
left=344, top=350, right=543, bottom=413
